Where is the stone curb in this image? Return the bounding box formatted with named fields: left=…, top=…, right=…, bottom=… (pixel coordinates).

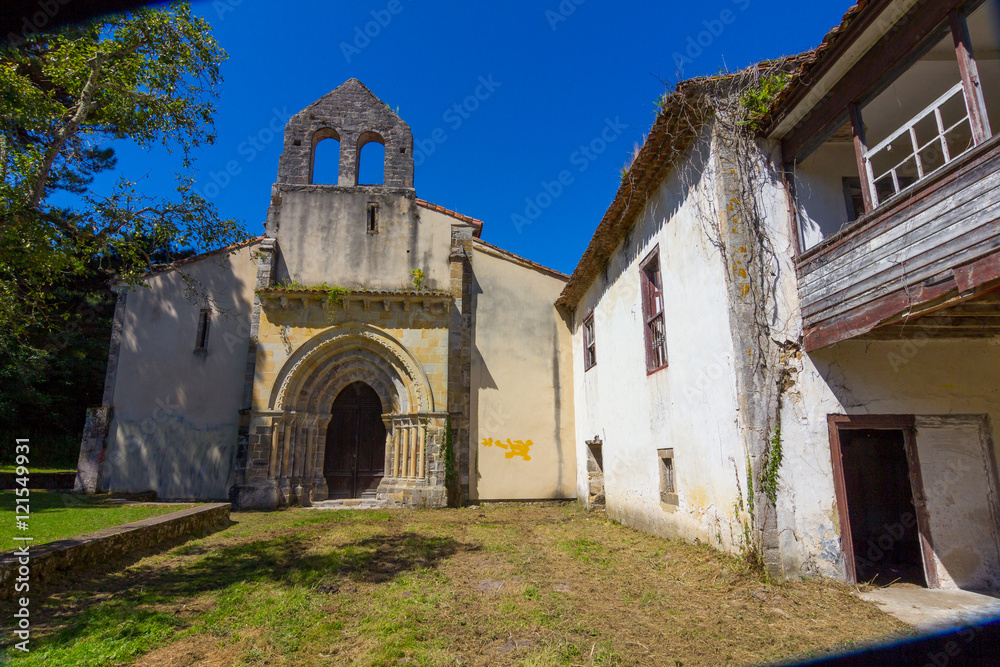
left=0, top=503, right=230, bottom=599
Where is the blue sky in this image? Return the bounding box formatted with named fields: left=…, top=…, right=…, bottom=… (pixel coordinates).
left=106, top=0, right=852, bottom=275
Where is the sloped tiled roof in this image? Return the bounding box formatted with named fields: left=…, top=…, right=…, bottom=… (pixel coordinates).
left=416, top=198, right=484, bottom=237
left=761, top=0, right=885, bottom=135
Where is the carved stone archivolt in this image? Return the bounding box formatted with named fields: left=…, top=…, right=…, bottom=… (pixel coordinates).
left=255, top=324, right=441, bottom=506
left=270, top=324, right=433, bottom=414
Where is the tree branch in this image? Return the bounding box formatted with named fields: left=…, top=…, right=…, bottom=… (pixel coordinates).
left=28, top=52, right=110, bottom=209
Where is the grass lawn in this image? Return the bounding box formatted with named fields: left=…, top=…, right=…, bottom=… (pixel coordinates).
left=0, top=492, right=189, bottom=549
left=0, top=467, right=76, bottom=474
left=1, top=503, right=911, bottom=666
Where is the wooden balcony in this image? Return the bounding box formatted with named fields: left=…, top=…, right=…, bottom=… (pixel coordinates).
left=797, top=133, right=1000, bottom=351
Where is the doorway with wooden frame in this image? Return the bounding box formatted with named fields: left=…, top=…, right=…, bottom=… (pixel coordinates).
left=828, top=415, right=939, bottom=587
left=324, top=381, right=387, bottom=499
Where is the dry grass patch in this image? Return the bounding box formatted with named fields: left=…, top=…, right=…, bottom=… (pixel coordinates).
left=3, top=503, right=909, bottom=666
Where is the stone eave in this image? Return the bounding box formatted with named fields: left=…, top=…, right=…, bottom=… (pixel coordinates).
left=257, top=287, right=452, bottom=312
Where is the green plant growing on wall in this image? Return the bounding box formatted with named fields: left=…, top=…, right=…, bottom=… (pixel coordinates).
left=323, top=284, right=350, bottom=323
left=760, top=426, right=783, bottom=507
left=739, top=73, right=789, bottom=132
left=443, top=414, right=458, bottom=502
left=410, top=268, right=425, bottom=290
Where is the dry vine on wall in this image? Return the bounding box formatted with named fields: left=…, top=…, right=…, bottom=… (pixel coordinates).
left=658, top=62, right=803, bottom=574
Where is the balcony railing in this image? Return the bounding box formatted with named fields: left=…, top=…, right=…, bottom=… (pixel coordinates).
left=863, top=82, right=974, bottom=207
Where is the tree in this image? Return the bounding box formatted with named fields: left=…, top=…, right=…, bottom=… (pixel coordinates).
left=0, top=2, right=248, bottom=464
left=1, top=1, right=247, bottom=334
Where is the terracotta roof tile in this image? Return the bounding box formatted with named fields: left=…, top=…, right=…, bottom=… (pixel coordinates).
left=416, top=199, right=484, bottom=237
left=761, top=0, right=884, bottom=133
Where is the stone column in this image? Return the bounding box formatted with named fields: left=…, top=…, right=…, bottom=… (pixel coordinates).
left=311, top=416, right=331, bottom=502
left=298, top=414, right=319, bottom=506
left=278, top=412, right=296, bottom=506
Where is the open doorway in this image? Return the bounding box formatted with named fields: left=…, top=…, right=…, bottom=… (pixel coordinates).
left=829, top=416, right=937, bottom=587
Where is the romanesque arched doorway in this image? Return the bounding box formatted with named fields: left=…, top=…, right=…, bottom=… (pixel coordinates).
left=324, top=382, right=386, bottom=499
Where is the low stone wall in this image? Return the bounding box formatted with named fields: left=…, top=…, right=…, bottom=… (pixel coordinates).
left=0, top=473, right=77, bottom=491
left=0, top=503, right=230, bottom=599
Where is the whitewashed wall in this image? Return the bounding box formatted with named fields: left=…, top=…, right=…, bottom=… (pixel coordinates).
left=103, top=244, right=259, bottom=500
left=571, top=131, right=754, bottom=550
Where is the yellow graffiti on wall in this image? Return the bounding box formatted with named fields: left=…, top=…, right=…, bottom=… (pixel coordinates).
left=481, top=438, right=533, bottom=461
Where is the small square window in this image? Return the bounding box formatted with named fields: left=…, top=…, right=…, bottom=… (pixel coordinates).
left=195, top=309, right=211, bottom=352
left=658, top=448, right=677, bottom=506
left=583, top=312, right=596, bottom=370
left=366, top=202, right=379, bottom=234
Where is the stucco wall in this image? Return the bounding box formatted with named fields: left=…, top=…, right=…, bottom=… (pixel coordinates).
left=570, top=133, right=753, bottom=548
left=274, top=188, right=463, bottom=292
left=104, top=243, right=259, bottom=500
left=793, top=339, right=1000, bottom=590
left=469, top=244, right=576, bottom=500
left=794, top=141, right=858, bottom=250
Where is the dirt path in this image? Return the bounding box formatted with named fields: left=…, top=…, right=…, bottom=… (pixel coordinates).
left=10, top=503, right=909, bottom=666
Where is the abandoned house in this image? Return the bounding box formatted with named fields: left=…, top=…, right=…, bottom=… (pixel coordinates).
left=564, top=0, right=1000, bottom=592
left=77, top=0, right=1000, bottom=594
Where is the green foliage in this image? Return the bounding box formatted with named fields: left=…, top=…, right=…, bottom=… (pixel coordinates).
left=761, top=426, right=783, bottom=507
left=739, top=73, right=790, bottom=132
left=410, top=268, right=424, bottom=290
left=0, top=2, right=247, bottom=334
left=0, top=3, right=247, bottom=458
left=443, top=414, right=457, bottom=496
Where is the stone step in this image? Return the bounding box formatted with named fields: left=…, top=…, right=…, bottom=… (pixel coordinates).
left=309, top=498, right=391, bottom=510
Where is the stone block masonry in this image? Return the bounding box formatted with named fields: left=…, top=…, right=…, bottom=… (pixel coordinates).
left=0, top=503, right=230, bottom=599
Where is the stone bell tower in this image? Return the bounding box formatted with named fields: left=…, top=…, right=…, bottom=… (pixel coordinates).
left=232, top=79, right=479, bottom=510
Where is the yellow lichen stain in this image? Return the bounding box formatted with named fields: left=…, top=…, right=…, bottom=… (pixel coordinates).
left=738, top=284, right=751, bottom=298
left=739, top=246, right=747, bottom=253
left=687, top=486, right=708, bottom=509
left=482, top=437, right=533, bottom=461
left=738, top=268, right=747, bottom=279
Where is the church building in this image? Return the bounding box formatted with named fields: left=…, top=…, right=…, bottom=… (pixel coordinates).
left=76, top=79, right=577, bottom=509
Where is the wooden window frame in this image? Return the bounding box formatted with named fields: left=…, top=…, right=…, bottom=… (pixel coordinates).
left=583, top=311, right=597, bottom=371
left=826, top=414, right=939, bottom=587
left=640, top=248, right=668, bottom=374
left=195, top=308, right=211, bottom=352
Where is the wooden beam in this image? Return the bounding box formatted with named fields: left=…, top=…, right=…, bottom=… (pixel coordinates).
left=803, top=250, right=1000, bottom=350
left=951, top=8, right=993, bottom=145
left=782, top=0, right=964, bottom=164
left=849, top=104, right=876, bottom=213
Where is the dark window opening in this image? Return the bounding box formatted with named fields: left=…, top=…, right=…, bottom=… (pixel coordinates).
left=366, top=202, right=379, bottom=234
left=659, top=448, right=677, bottom=506
left=195, top=309, right=211, bottom=351
left=641, top=251, right=667, bottom=372
left=583, top=312, right=596, bottom=370
left=842, top=177, right=865, bottom=223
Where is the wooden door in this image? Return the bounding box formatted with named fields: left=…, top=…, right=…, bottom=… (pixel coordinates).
left=324, top=382, right=386, bottom=499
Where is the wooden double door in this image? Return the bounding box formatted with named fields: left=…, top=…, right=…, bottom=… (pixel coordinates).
left=324, top=382, right=386, bottom=499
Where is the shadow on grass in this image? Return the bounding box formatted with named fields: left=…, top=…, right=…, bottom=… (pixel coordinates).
left=27, top=530, right=477, bottom=656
